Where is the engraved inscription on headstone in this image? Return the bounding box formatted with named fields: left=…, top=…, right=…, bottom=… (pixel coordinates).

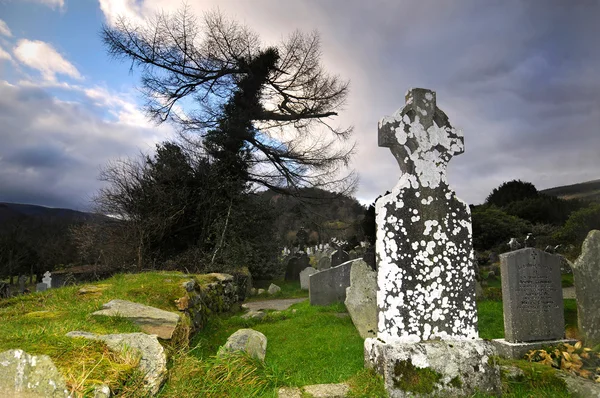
left=500, top=248, right=564, bottom=342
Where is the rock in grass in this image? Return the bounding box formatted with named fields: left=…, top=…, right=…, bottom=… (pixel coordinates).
left=303, top=383, right=350, bottom=397
left=0, top=349, right=70, bottom=398
left=257, top=288, right=266, bottom=295
left=241, top=310, right=266, bottom=320
left=268, top=283, right=281, bottom=295
left=278, top=386, right=302, bottom=398
left=92, top=299, right=180, bottom=339
left=67, top=331, right=167, bottom=396
left=218, top=328, right=267, bottom=361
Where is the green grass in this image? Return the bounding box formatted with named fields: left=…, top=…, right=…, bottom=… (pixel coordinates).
left=561, top=274, right=574, bottom=288
left=246, top=279, right=308, bottom=302
left=0, top=271, right=208, bottom=396
left=477, top=300, right=505, bottom=339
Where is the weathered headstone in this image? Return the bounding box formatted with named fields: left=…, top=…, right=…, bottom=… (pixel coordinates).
left=42, top=271, right=52, bottom=289
left=300, top=267, right=318, bottom=290
left=309, top=260, right=354, bottom=306
left=492, top=248, right=574, bottom=358
left=572, top=230, right=600, bottom=346
left=284, top=254, right=310, bottom=281
left=508, top=238, right=521, bottom=251
left=316, top=256, right=331, bottom=271
left=373, top=88, right=477, bottom=341
left=36, top=283, right=48, bottom=292
left=331, top=249, right=349, bottom=268
left=344, top=259, right=377, bottom=338
left=364, top=88, right=500, bottom=397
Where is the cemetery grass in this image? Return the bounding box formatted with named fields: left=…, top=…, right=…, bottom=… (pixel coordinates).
left=0, top=271, right=214, bottom=397
left=159, top=299, right=387, bottom=397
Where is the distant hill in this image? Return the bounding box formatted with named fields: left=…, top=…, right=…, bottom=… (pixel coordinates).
left=540, top=179, right=600, bottom=203
left=0, top=202, right=105, bottom=224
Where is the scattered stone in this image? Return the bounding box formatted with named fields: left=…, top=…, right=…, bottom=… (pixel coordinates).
left=67, top=331, right=167, bottom=396
left=278, top=386, right=302, bottom=398
left=303, top=383, right=350, bottom=397
left=309, top=260, right=354, bottom=306
left=92, top=299, right=180, bottom=340
left=292, top=309, right=297, bottom=314
left=475, top=280, right=484, bottom=299
left=242, top=298, right=306, bottom=311
left=78, top=284, right=109, bottom=295
left=268, top=283, right=281, bottom=295
left=0, top=349, right=70, bottom=397
left=555, top=370, right=600, bottom=398
left=249, top=287, right=257, bottom=296
left=500, top=365, right=525, bottom=380
left=218, top=328, right=267, bottom=361
left=365, top=339, right=501, bottom=397
left=182, top=279, right=196, bottom=292
left=93, top=384, right=111, bottom=398
left=344, top=259, right=377, bottom=338
left=241, top=310, right=266, bottom=320
left=257, top=288, right=266, bottom=295
left=300, top=267, right=318, bottom=290
left=573, top=230, right=600, bottom=346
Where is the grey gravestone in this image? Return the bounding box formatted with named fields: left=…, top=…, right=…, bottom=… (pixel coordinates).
left=344, top=259, right=377, bottom=338
left=500, top=248, right=564, bottom=342
left=573, top=230, right=600, bottom=346
left=316, top=256, right=331, bottom=271
left=284, top=254, right=310, bottom=281
left=331, top=250, right=349, bottom=268
left=299, top=267, right=318, bottom=290
left=309, top=260, right=354, bottom=306
left=36, top=283, right=48, bottom=292
left=18, top=275, right=27, bottom=293
left=374, top=88, right=477, bottom=341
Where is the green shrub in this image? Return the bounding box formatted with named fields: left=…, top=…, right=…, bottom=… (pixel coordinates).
left=554, top=203, right=600, bottom=250
left=471, top=205, right=531, bottom=251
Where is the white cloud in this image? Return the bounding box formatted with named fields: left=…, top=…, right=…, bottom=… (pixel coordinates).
left=0, top=46, right=12, bottom=61
left=0, top=19, right=12, bottom=37
left=23, top=0, right=64, bottom=9
left=13, top=39, right=82, bottom=82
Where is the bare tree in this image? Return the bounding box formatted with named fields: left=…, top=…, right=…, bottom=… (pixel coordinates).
left=102, top=6, right=356, bottom=195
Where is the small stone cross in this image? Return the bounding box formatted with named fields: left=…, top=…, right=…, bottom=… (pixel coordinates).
left=378, top=88, right=464, bottom=185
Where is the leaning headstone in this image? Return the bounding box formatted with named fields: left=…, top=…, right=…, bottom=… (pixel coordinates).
left=316, top=256, right=331, bottom=271
left=0, top=349, right=70, bottom=397
left=364, top=88, right=500, bottom=397
left=344, top=259, right=377, bottom=338
left=42, top=271, right=52, bottom=289
left=331, top=249, right=349, bottom=267
left=572, top=230, right=600, bottom=346
left=299, top=267, right=318, bottom=290
left=492, top=248, right=574, bottom=358
left=309, top=260, right=354, bottom=306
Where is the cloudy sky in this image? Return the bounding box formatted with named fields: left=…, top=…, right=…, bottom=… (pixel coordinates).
left=0, top=0, right=598, bottom=210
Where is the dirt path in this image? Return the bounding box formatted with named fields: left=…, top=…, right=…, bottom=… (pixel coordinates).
left=563, top=286, right=576, bottom=299
left=242, top=298, right=307, bottom=311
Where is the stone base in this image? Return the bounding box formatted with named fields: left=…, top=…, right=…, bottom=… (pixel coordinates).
left=491, top=338, right=578, bottom=359
left=364, top=338, right=501, bottom=397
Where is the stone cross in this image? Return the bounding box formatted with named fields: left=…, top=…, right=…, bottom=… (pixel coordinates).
left=42, top=271, right=52, bottom=289
left=375, top=88, right=478, bottom=342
